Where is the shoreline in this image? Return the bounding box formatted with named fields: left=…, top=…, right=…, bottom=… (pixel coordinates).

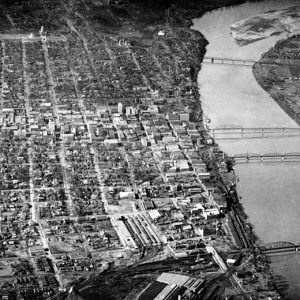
left=186, top=5, right=290, bottom=300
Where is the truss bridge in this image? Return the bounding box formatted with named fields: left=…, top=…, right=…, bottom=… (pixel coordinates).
left=203, top=56, right=256, bottom=66
left=233, top=152, right=300, bottom=163
left=211, top=125, right=300, bottom=139
left=261, top=241, right=300, bottom=256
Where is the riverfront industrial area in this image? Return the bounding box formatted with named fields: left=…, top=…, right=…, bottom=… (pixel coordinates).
left=0, top=0, right=297, bottom=299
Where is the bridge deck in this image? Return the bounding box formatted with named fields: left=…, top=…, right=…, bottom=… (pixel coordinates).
left=203, top=56, right=300, bottom=68
left=262, top=246, right=300, bottom=255
left=234, top=152, right=300, bottom=158
left=0, top=34, right=66, bottom=42
left=203, top=56, right=256, bottom=66
left=211, top=126, right=300, bottom=140
left=212, top=126, right=300, bottom=132
left=233, top=152, right=300, bottom=164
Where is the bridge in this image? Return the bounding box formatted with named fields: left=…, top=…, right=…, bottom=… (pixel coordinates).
left=211, top=125, right=300, bottom=139
left=260, top=241, right=300, bottom=256
left=203, top=56, right=256, bottom=66
left=233, top=152, right=300, bottom=163
left=0, top=33, right=66, bottom=42
left=202, top=56, right=300, bottom=68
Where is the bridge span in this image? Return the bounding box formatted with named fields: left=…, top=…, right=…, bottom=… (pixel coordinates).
left=203, top=56, right=256, bottom=66
left=261, top=241, right=300, bottom=256
left=203, top=56, right=300, bottom=68
left=211, top=125, right=300, bottom=139
left=233, top=152, right=300, bottom=163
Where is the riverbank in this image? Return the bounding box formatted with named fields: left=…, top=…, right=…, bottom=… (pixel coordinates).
left=253, top=35, right=300, bottom=127
left=191, top=1, right=300, bottom=298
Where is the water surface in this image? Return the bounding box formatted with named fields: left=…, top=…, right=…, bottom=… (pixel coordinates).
left=192, top=1, right=300, bottom=298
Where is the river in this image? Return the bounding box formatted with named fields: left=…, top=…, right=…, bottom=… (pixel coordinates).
left=192, top=1, right=300, bottom=298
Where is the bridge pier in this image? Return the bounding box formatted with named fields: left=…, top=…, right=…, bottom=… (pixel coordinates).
left=212, top=129, right=214, bottom=138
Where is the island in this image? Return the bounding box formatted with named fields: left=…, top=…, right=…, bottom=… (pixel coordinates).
left=231, top=6, right=300, bottom=46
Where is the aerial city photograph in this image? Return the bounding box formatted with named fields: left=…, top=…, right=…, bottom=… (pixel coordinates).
left=0, top=0, right=300, bottom=299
